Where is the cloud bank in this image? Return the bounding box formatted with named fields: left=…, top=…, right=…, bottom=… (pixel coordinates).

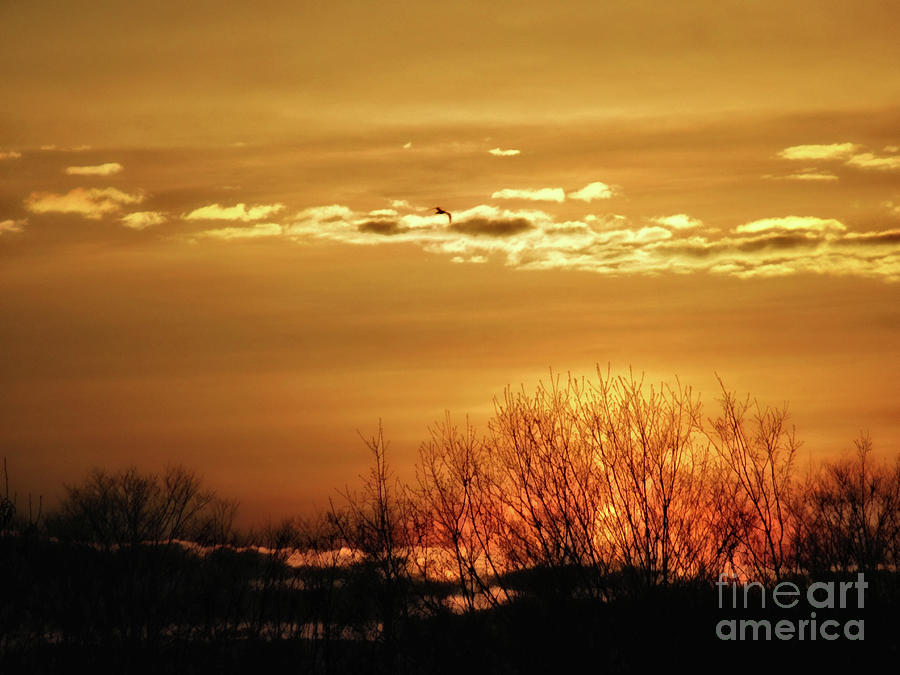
left=229, top=202, right=900, bottom=282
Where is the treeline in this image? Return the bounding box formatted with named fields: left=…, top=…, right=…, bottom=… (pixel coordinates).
left=1, top=369, right=898, bottom=673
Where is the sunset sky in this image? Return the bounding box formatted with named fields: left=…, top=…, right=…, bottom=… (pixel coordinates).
left=2, top=0, right=898, bottom=523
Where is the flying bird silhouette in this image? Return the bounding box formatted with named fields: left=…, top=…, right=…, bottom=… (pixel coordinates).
left=433, top=207, right=452, bottom=224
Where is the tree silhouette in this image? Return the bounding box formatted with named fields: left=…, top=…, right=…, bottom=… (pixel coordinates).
left=708, top=378, right=799, bottom=580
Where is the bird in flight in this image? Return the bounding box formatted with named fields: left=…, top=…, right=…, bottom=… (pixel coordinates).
left=433, top=207, right=452, bottom=224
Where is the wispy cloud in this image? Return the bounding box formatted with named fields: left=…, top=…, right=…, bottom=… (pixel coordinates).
left=194, top=223, right=283, bottom=240
left=183, top=202, right=285, bottom=221
left=40, top=144, right=92, bottom=152
left=777, top=143, right=860, bottom=160
left=766, top=169, right=839, bottom=182
left=65, top=162, right=124, bottom=176
left=121, top=211, right=166, bottom=230
left=294, top=204, right=355, bottom=223
left=0, top=150, right=22, bottom=160
left=24, top=187, right=143, bottom=219
left=491, top=187, right=566, bottom=202
left=844, top=152, right=900, bottom=170
left=488, top=148, right=520, bottom=156
left=0, top=219, right=26, bottom=234
left=734, top=216, right=846, bottom=235
left=649, top=214, right=703, bottom=230
left=777, top=142, right=900, bottom=171
left=568, top=181, right=616, bottom=202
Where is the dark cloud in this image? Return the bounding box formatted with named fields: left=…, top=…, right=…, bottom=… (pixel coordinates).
left=659, top=233, right=818, bottom=260
left=834, top=230, right=900, bottom=247
left=735, top=234, right=818, bottom=254
left=661, top=242, right=717, bottom=260
left=357, top=220, right=409, bottom=235
left=449, top=217, right=533, bottom=237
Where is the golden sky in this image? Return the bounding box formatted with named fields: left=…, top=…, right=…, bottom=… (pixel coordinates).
left=1, top=0, right=898, bottom=522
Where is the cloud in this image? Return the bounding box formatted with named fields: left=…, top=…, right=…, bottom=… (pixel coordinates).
left=390, top=199, right=411, bottom=209
left=40, top=144, right=92, bottom=152
left=294, top=204, right=354, bottom=222
left=735, top=216, right=846, bottom=235
left=65, top=162, right=124, bottom=176
left=844, top=152, right=900, bottom=170
left=836, top=229, right=900, bottom=246
left=121, top=211, right=166, bottom=230
left=0, top=219, right=26, bottom=234
left=356, top=209, right=536, bottom=239
left=650, top=214, right=703, bottom=230
left=778, top=142, right=900, bottom=171
left=266, top=201, right=900, bottom=282
left=492, top=187, right=566, bottom=202
left=0, top=151, right=22, bottom=160
left=403, top=141, right=412, bottom=149
left=285, top=204, right=360, bottom=240
left=488, top=148, right=520, bottom=156
left=184, top=202, right=285, bottom=221
left=450, top=217, right=533, bottom=236
left=568, top=181, right=616, bottom=202
left=767, top=169, right=839, bottom=182
left=777, top=143, right=860, bottom=160
left=195, top=223, right=283, bottom=240
left=24, top=187, right=143, bottom=219
left=358, top=220, right=409, bottom=235
left=883, top=201, right=900, bottom=217
left=584, top=213, right=628, bottom=227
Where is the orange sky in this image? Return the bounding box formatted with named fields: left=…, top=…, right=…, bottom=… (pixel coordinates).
left=1, top=1, right=898, bottom=523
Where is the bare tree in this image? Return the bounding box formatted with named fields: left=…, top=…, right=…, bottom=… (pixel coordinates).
left=53, top=465, right=216, bottom=547
left=794, top=432, right=900, bottom=575
left=482, top=369, right=724, bottom=593
left=330, top=423, right=413, bottom=671
left=708, top=378, right=799, bottom=580
left=414, top=413, right=509, bottom=613
left=0, top=458, right=15, bottom=534
left=486, top=373, right=611, bottom=597
left=580, top=369, right=723, bottom=588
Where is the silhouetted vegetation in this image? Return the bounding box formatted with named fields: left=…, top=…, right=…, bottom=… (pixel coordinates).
left=1, top=368, right=898, bottom=673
